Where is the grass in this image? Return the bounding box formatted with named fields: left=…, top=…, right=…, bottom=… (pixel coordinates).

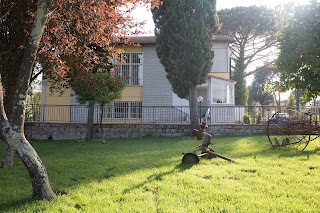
left=0, top=135, right=319, bottom=212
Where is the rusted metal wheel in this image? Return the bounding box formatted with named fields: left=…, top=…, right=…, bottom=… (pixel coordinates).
left=267, top=109, right=320, bottom=151
left=182, top=153, right=200, bottom=164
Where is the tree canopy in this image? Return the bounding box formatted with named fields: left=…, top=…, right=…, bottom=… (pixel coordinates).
left=218, top=6, right=278, bottom=105
left=0, top=1, right=37, bottom=118
left=152, top=0, right=217, bottom=128
left=73, top=72, right=124, bottom=140
left=248, top=66, right=275, bottom=106
left=277, top=0, right=320, bottom=101
left=73, top=72, right=124, bottom=106
left=41, top=0, right=160, bottom=93
left=0, top=0, right=161, bottom=200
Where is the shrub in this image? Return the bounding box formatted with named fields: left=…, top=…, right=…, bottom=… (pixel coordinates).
left=256, top=111, right=262, bottom=124
left=243, top=113, right=251, bottom=124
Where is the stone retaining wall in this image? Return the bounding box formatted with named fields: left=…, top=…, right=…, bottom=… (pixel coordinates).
left=25, top=122, right=267, bottom=140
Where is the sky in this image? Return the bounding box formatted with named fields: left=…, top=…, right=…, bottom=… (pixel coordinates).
left=216, top=0, right=311, bottom=10
left=131, top=0, right=313, bottom=97
left=133, top=0, right=312, bottom=35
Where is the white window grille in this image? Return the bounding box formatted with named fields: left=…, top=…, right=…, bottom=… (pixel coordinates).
left=115, top=53, right=143, bottom=86
left=104, top=102, right=142, bottom=119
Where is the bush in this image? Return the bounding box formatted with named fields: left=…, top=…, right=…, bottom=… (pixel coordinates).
left=256, top=111, right=262, bottom=124
left=243, top=113, right=251, bottom=124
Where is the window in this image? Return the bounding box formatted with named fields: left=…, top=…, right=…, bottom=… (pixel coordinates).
left=115, top=53, right=143, bottom=86
left=211, top=78, right=234, bottom=104
left=211, top=48, right=229, bottom=73
left=114, top=102, right=129, bottom=118
left=130, top=102, right=142, bottom=118
left=104, top=102, right=142, bottom=119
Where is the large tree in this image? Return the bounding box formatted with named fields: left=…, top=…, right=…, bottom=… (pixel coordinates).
left=39, top=1, right=159, bottom=142
left=0, top=0, right=38, bottom=168
left=218, top=6, right=278, bottom=105
left=0, top=0, right=55, bottom=200
left=72, top=72, right=124, bottom=141
left=0, top=1, right=37, bottom=118
left=277, top=0, right=320, bottom=101
left=0, top=0, right=160, bottom=200
left=152, top=0, right=217, bottom=129
left=40, top=0, right=160, bottom=92
left=248, top=66, right=275, bottom=106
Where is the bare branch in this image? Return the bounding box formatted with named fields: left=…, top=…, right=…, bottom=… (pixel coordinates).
left=244, top=60, right=276, bottom=77
left=0, top=51, right=11, bottom=57
left=0, top=1, right=16, bottom=23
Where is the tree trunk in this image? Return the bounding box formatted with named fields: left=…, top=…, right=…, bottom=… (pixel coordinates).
left=294, top=89, right=300, bottom=111
left=100, top=105, right=106, bottom=143
left=189, top=85, right=199, bottom=130
left=0, top=0, right=56, bottom=200
left=277, top=93, right=281, bottom=112
left=86, top=102, right=94, bottom=140
left=0, top=144, right=15, bottom=168
left=6, top=130, right=55, bottom=200
left=233, top=46, right=247, bottom=105
left=0, top=77, right=20, bottom=167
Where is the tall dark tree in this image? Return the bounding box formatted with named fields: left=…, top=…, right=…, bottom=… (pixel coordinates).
left=218, top=6, right=278, bottom=105
left=152, top=0, right=217, bottom=128
left=277, top=0, right=320, bottom=101
left=248, top=66, right=276, bottom=106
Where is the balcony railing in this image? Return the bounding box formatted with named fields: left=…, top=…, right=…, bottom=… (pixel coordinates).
left=24, top=104, right=320, bottom=124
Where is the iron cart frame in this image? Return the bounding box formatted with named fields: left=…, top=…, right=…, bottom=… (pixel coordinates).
left=267, top=109, right=320, bottom=150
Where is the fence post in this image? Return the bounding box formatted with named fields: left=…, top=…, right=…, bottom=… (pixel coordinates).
left=40, top=104, right=44, bottom=122
left=180, top=106, right=182, bottom=124
left=153, top=106, right=155, bottom=124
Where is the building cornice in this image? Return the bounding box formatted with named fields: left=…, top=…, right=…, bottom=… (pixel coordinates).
left=122, top=34, right=234, bottom=45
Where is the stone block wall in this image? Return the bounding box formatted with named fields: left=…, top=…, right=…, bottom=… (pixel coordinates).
left=25, top=122, right=267, bottom=140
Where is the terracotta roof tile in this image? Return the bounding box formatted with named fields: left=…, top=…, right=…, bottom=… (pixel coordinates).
left=125, top=35, right=234, bottom=45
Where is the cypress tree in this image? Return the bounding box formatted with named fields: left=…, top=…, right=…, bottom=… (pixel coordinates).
left=152, top=0, right=217, bottom=128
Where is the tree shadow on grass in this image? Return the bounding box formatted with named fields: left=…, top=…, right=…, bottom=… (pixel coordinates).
left=0, top=198, right=36, bottom=212
left=122, top=163, right=193, bottom=194
left=1, top=135, right=318, bottom=211
left=0, top=137, right=193, bottom=210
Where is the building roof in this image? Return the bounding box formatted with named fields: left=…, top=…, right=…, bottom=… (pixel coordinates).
left=211, top=35, right=235, bottom=43
left=125, top=35, right=234, bottom=45
left=127, top=36, right=156, bottom=44
left=209, top=75, right=236, bottom=83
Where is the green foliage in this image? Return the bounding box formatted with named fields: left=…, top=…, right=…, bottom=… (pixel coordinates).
left=243, top=112, right=251, bottom=124
left=152, top=0, right=217, bottom=98
left=234, top=70, right=248, bottom=106
left=27, top=92, right=41, bottom=106
left=72, top=72, right=124, bottom=105
left=218, top=6, right=278, bottom=105
left=277, top=1, right=320, bottom=101
left=287, top=92, right=296, bottom=109
left=25, top=91, right=41, bottom=122
left=248, top=66, right=277, bottom=106
left=1, top=136, right=319, bottom=212
left=255, top=111, right=262, bottom=124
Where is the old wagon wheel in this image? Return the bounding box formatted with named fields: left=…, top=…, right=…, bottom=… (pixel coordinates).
left=267, top=110, right=320, bottom=151
left=182, top=153, right=200, bottom=164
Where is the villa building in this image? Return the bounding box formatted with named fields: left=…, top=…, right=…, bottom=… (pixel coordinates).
left=41, top=35, right=236, bottom=123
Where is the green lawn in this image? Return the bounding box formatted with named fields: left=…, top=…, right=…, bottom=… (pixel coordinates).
left=0, top=135, right=319, bottom=212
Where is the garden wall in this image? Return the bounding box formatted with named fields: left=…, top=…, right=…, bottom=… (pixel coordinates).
left=25, top=122, right=267, bottom=140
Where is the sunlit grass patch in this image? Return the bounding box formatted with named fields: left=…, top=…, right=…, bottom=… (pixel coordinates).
left=0, top=136, right=319, bottom=212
